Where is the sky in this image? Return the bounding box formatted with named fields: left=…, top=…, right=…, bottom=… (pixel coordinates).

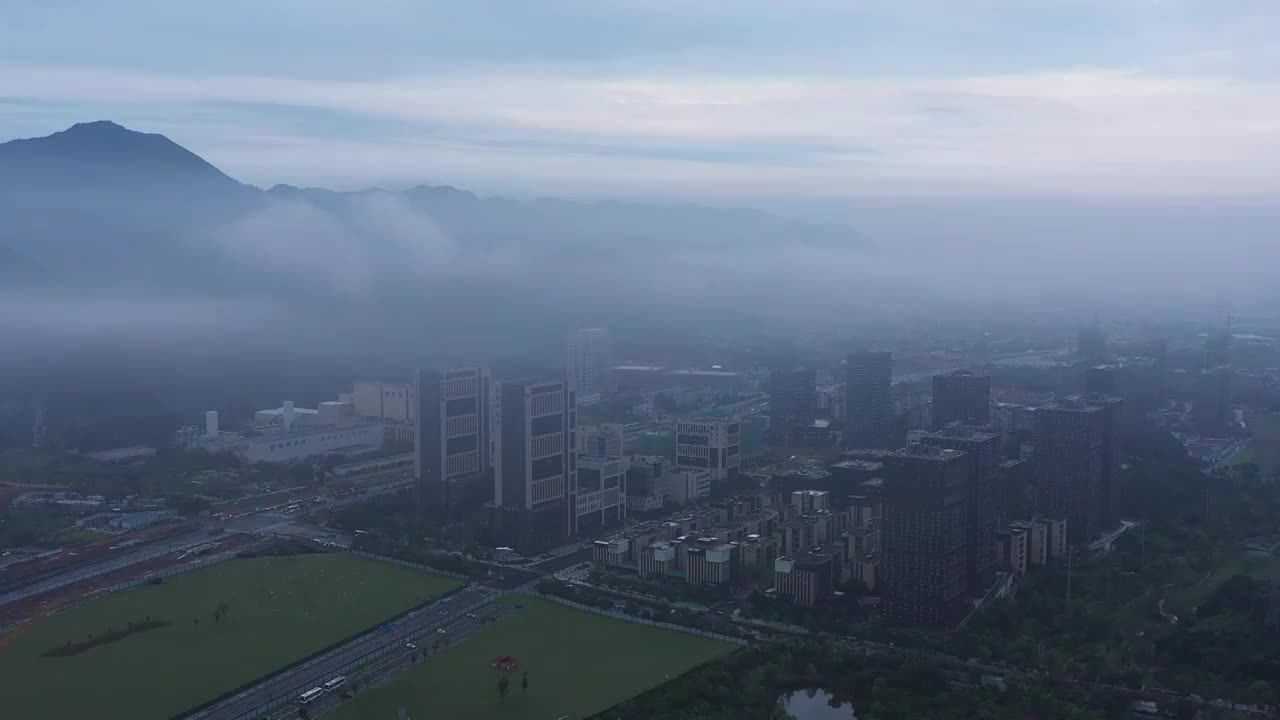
left=1, top=0, right=1279, bottom=198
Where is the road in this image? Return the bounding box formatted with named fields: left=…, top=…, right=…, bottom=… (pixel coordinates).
left=0, top=530, right=215, bottom=606
left=276, top=602, right=521, bottom=719
left=191, top=585, right=502, bottom=720
left=0, top=479, right=414, bottom=610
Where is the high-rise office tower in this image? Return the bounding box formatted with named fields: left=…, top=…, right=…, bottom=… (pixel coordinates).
left=1193, top=366, right=1233, bottom=435
left=879, top=445, right=970, bottom=626
left=1205, top=322, right=1232, bottom=369
left=845, top=351, right=894, bottom=449
left=931, top=369, right=991, bottom=428
left=415, top=367, right=494, bottom=509
left=1034, top=397, right=1105, bottom=545
left=770, top=366, right=817, bottom=441
left=567, top=328, right=614, bottom=398
left=922, top=424, right=999, bottom=595
left=1083, top=394, right=1123, bottom=528
left=492, top=378, right=577, bottom=552
left=1077, top=325, right=1109, bottom=365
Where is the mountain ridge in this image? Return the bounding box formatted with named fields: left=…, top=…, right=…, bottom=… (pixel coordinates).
left=0, top=121, right=870, bottom=349
left=0, top=121, right=244, bottom=193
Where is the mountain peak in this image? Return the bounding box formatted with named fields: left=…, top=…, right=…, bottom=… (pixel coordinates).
left=0, top=120, right=242, bottom=192
left=66, top=120, right=129, bottom=133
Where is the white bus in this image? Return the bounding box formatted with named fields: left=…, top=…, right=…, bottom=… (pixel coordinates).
left=322, top=676, right=347, bottom=693
left=299, top=687, right=324, bottom=704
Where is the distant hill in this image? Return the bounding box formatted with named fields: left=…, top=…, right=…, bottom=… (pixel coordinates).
left=0, top=121, right=868, bottom=353
left=0, top=121, right=246, bottom=193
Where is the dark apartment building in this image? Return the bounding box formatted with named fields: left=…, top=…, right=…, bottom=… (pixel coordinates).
left=1033, top=397, right=1105, bottom=546
left=879, top=445, right=970, bottom=627
left=774, top=551, right=841, bottom=607
left=1083, top=394, right=1123, bottom=529
left=415, top=367, right=493, bottom=510
left=769, top=366, right=817, bottom=442
left=931, top=369, right=991, bottom=428
left=491, top=378, right=577, bottom=554
left=845, top=351, right=894, bottom=449
left=921, top=424, right=999, bottom=596
left=1193, top=366, right=1233, bottom=436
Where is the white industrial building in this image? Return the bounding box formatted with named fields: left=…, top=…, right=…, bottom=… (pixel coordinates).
left=237, top=422, right=383, bottom=464
left=351, top=381, right=415, bottom=422
left=180, top=398, right=382, bottom=464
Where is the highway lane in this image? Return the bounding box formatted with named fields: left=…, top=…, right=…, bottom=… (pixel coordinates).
left=191, top=586, right=502, bottom=720
left=278, top=603, right=521, bottom=719
left=2, top=478, right=413, bottom=609
left=0, top=530, right=216, bottom=606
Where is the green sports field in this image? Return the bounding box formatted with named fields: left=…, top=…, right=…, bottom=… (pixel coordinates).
left=330, top=597, right=735, bottom=720
left=0, top=552, right=460, bottom=720
left=1230, top=413, right=1280, bottom=475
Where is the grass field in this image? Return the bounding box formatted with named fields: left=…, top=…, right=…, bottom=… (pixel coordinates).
left=1229, top=413, right=1280, bottom=474
left=330, top=597, right=734, bottom=720
left=0, top=552, right=460, bottom=720
left=1167, top=553, right=1272, bottom=615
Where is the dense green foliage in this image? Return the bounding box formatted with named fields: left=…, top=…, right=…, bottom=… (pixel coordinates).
left=959, top=439, right=1280, bottom=704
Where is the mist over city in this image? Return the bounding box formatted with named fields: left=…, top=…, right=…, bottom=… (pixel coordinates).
left=2, top=3, right=1280, bottom=720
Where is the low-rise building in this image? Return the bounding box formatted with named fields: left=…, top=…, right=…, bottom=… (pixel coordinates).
left=996, top=524, right=1029, bottom=577
left=685, top=538, right=737, bottom=585
left=668, top=468, right=714, bottom=505
left=774, top=550, right=841, bottom=606
left=575, top=455, right=627, bottom=534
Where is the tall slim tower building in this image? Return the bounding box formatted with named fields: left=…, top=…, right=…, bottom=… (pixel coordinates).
left=1034, top=397, right=1105, bottom=545
left=931, top=370, right=991, bottom=428
left=492, top=378, right=577, bottom=553
left=415, top=367, right=494, bottom=510
left=845, top=351, right=894, bottom=449
left=880, top=445, right=970, bottom=627
left=922, top=424, right=999, bottom=595
left=1083, top=394, right=1123, bottom=529
left=770, top=366, right=817, bottom=441
left=567, top=328, right=614, bottom=398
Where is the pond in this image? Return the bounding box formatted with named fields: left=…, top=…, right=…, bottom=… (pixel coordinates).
left=778, top=688, right=857, bottom=720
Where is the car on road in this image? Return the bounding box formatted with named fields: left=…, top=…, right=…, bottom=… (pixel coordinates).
left=436, top=627, right=447, bottom=634
left=405, top=642, right=417, bottom=649
left=466, top=612, right=477, bottom=619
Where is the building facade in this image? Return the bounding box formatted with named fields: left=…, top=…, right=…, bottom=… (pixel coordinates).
left=774, top=551, right=841, bottom=607
left=921, top=424, right=999, bottom=596
left=675, top=417, right=741, bottom=487
left=879, top=446, right=970, bottom=627
left=492, top=378, right=577, bottom=553
left=1034, top=397, right=1105, bottom=546
left=415, top=367, right=494, bottom=509
left=567, top=328, right=614, bottom=398
left=770, top=366, right=817, bottom=442
left=845, top=351, right=894, bottom=448
left=576, top=455, right=627, bottom=534
left=931, top=369, right=991, bottom=428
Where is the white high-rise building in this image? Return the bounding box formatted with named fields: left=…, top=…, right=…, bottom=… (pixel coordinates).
left=675, top=416, right=742, bottom=487
left=567, top=328, right=614, bottom=399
